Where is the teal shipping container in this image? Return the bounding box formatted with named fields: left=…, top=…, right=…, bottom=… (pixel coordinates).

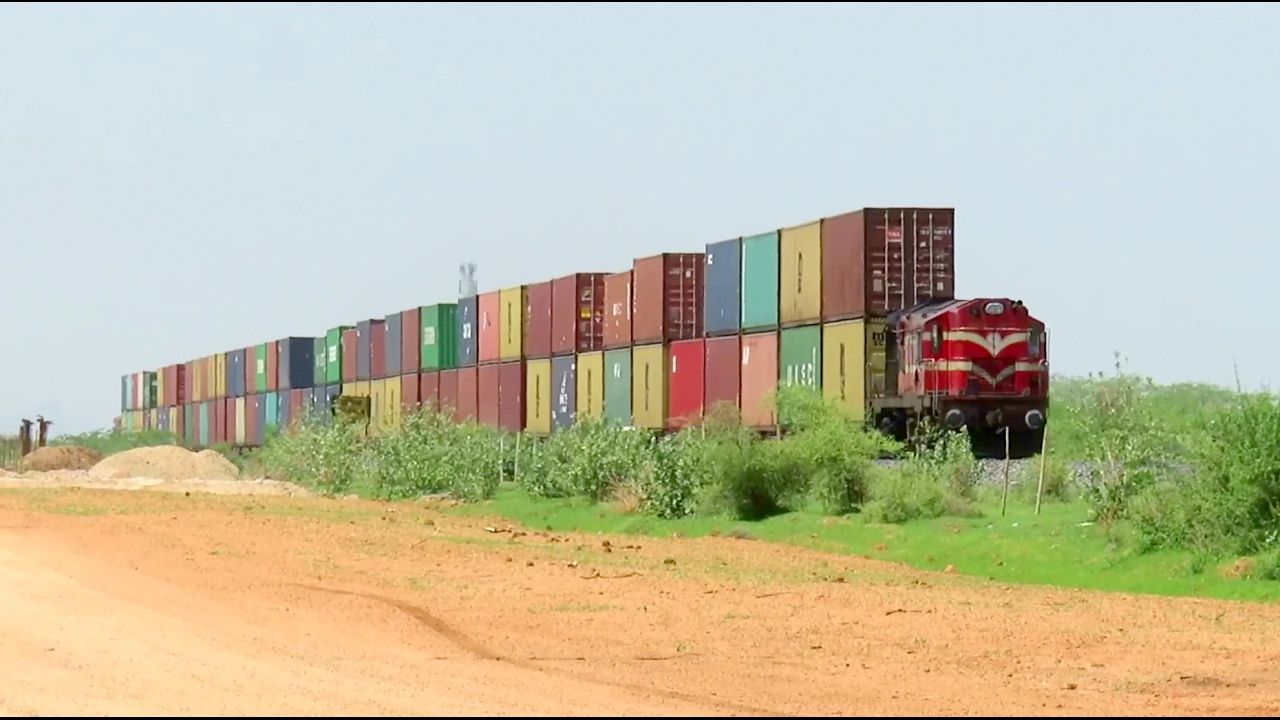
left=741, top=231, right=780, bottom=331
left=313, top=337, right=328, bottom=387
left=325, top=326, right=352, bottom=385
left=255, top=343, right=270, bottom=393
left=421, top=303, right=459, bottom=371
left=266, top=392, right=279, bottom=428
left=604, top=348, right=632, bottom=426
left=779, top=325, right=821, bottom=391
left=184, top=405, right=194, bottom=446
left=199, top=402, right=211, bottom=447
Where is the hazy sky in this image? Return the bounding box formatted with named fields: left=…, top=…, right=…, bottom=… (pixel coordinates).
left=2, top=2, right=1277, bottom=435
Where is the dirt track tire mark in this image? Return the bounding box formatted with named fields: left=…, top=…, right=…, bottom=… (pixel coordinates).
left=290, top=582, right=780, bottom=717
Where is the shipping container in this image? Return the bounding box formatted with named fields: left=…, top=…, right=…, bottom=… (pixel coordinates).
left=266, top=392, right=279, bottom=430
left=234, top=397, right=246, bottom=445
left=253, top=394, right=267, bottom=446
left=242, top=347, right=256, bottom=397
left=419, top=302, right=460, bottom=368
left=456, top=367, right=478, bottom=423
left=821, top=208, right=956, bottom=321
left=356, top=320, right=380, bottom=381
left=499, top=361, right=525, bottom=433
left=439, top=369, right=460, bottom=418
left=420, top=372, right=440, bottom=411
left=602, top=271, right=632, bottom=350
left=401, top=307, right=421, bottom=375
left=704, top=336, right=741, bottom=420
left=158, top=406, right=170, bottom=433
left=780, top=221, right=822, bottom=327
left=313, top=337, right=327, bottom=388
left=631, top=344, right=668, bottom=430
left=668, top=339, right=704, bottom=428
left=147, top=372, right=158, bottom=408
left=187, top=361, right=199, bottom=404
left=525, top=281, right=553, bottom=359
left=200, top=402, right=211, bottom=447
left=265, top=342, right=279, bottom=393
left=275, top=391, right=289, bottom=429
left=184, top=404, right=194, bottom=446
left=385, top=377, right=402, bottom=433
left=402, top=373, right=420, bottom=411
left=780, top=325, right=821, bottom=391
left=253, top=343, right=269, bottom=393
left=742, top=232, right=781, bottom=331
left=214, top=353, right=227, bottom=399
left=551, top=273, right=606, bottom=356
left=525, top=359, right=552, bottom=435
left=370, top=319, right=387, bottom=380
left=308, top=387, right=322, bottom=422
left=551, top=355, right=576, bottom=432
left=456, top=297, right=478, bottom=367
left=277, top=337, right=315, bottom=391
left=326, top=326, right=351, bottom=385
left=478, top=291, right=501, bottom=364
left=603, top=348, right=631, bottom=425
left=741, top=332, right=779, bottom=428
left=213, top=400, right=224, bottom=446
left=703, top=239, right=742, bottom=337
left=341, top=328, right=358, bottom=383
left=289, top=388, right=305, bottom=427
left=821, top=318, right=890, bottom=421
left=385, top=312, right=403, bottom=378
left=576, top=351, right=604, bottom=421
left=632, top=253, right=704, bottom=345
left=499, top=286, right=527, bottom=361
left=156, top=367, right=168, bottom=408
left=121, top=375, right=131, bottom=411
left=477, top=364, right=500, bottom=428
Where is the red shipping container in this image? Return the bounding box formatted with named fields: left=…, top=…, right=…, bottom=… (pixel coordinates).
left=525, top=281, right=553, bottom=359
left=437, top=369, right=458, bottom=417
left=289, top=389, right=305, bottom=427
left=401, top=373, right=420, bottom=411
left=184, top=361, right=195, bottom=403
left=370, top=319, right=388, bottom=379
left=420, top=371, right=441, bottom=411
left=498, top=361, right=526, bottom=433
left=175, top=363, right=188, bottom=406
left=401, top=307, right=421, bottom=373
left=245, top=396, right=259, bottom=447
left=212, top=400, right=223, bottom=445
left=602, top=271, right=632, bottom=349
left=477, top=291, right=501, bottom=363
left=456, top=367, right=478, bottom=423
left=478, top=364, right=500, bottom=429
left=632, top=253, right=705, bottom=345
left=704, top=336, right=741, bottom=421
left=191, top=405, right=201, bottom=447
left=552, top=272, right=606, bottom=356
left=341, top=328, right=358, bottom=383
left=225, top=399, right=236, bottom=446
left=244, top=346, right=257, bottom=396
left=821, top=208, right=955, bottom=321
left=668, top=339, right=705, bottom=429
left=266, top=342, right=279, bottom=392
left=741, top=332, right=779, bottom=429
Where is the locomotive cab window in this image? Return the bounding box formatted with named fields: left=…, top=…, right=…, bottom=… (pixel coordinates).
left=1029, top=327, right=1042, bottom=357
left=931, top=324, right=943, bottom=355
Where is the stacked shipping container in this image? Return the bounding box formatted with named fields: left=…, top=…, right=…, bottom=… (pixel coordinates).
left=118, top=207, right=955, bottom=446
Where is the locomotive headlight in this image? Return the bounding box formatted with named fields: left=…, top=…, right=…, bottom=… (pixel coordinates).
left=1025, top=409, right=1045, bottom=430
left=984, top=301, right=1005, bottom=315
left=944, top=409, right=965, bottom=429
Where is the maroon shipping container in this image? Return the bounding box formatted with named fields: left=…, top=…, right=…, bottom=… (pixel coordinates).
left=477, top=364, right=500, bottom=429
left=437, top=369, right=457, bottom=416
left=162, top=365, right=175, bottom=406
left=244, top=396, right=259, bottom=448
left=704, top=336, right=741, bottom=420
left=289, top=389, right=305, bottom=427
left=498, top=361, right=526, bottom=433
left=213, top=400, right=224, bottom=446
left=632, top=253, right=704, bottom=345
left=402, top=307, right=421, bottom=373
left=182, top=362, right=194, bottom=405
left=342, top=328, right=358, bottom=383
left=420, top=371, right=440, bottom=411
left=401, top=373, right=420, bottom=411
left=552, top=272, right=606, bottom=356
left=668, top=339, right=705, bottom=429
left=370, top=319, right=388, bottom=379
left=191, top=405, right=201, bottom=447
left=244, top=346, right=257, bottom=396
left=456, top=367, right=478, bottom=423
left=602, top=270, right=632, bottom=349
left=821, top=208, right=955, bottom=321
left=266, top=342, right=279, bottom=392
left=525, top=281, right=553, bottom=359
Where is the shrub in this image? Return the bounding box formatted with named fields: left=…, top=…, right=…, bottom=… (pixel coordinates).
left=371, top=408, right=504, bottom=502
left=516, top=417, right=652, bottom=500
left=256, top=417, right=370, bottom=495
left=864, top=425, right=980, bottom=523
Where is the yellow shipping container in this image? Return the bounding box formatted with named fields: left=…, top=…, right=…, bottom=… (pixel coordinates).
left=384, top=378, right=402, bottom=433
left=355, top=381, right=371, bottom=398
left=156, top=370, right=168, bottom=408
left=779, top=220, right=822, bottom=326
left=214, top=354, right=227, bottom=399
left=576, top=351, right=605, bottom=420
left=821, top=318, right=889, bottom=420
left=525, top=359, right=552, bottom=435
left=631, top=344, right=668, bottom=429
left=192, top=359, right=205, bottom=402
left=499, top=286, right=528, bottom=361
left=369, top=379, right=386, bottom=436
left=234, top=398, right=246, bottom=445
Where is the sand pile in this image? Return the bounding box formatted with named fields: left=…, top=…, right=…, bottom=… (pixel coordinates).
left=88, top=446, right=241, bottom=481
left=21, top=445, right=105, bottom=472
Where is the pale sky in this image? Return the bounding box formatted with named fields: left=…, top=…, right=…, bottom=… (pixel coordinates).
left=2, top=2, right=1277, bottom=434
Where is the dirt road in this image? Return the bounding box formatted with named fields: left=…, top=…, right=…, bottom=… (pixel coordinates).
left=0, top=485, right=1277, bottom=716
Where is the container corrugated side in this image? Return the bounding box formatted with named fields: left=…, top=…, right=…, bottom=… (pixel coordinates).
left=632, top=253, right=704, bottom=345
left=385, top=313, right=403, bottom=378
left=551, top=355, right=575, bottom=432
left=356, top=320, right=373, bottom=381
left=551, top=273, right=606, bottom=356
left=668, top=339, right=704, bottom=429
left=576, top=351, right=604, bottom=421
left=498, top=361, right=525, bottom=433
left=603, top=348, right=631, bottom=425
left=401, top=373, right=421, bottom=411
left=254, top=343, right=269, bottom=393
left=439, top=369, right=460, bottom=419
left=477, top=364, right=500, bottom=428
left=277, top=337, right=315, bottom=391
left=327, top=326, right=353, bottom=385
left=401, top=308, right=421, bottom=374
left=526, top=281, right=553, bottom=359
left=779, top=325, right=821, bottom=391
left=525, top=359, right=552, bottom=435
left=265, top=341, right=279, bottom=393
left=779, top=221, right=822, bottom=327
left=456, top=367, right=478, bottom=423
left=420, top=371, right=440, bottom=411
left=741, top=231, right=781, bottom=333
left=703, top=239, right=742, bottom=337
left=456, top=297, right=478, bottom=367
left=602, top=271, right=632, bottom=350
left=477, top=291, right=501, bottom=364
left=741, top=332, right=779, bottom=428
left=341, top=328, right=359, bottom=383
left=821, top=318, right=889, bottom=420
left=313, top=337, right=327, bottom=388
left=498, top=286, right=527, bottom=361
left=703, top=336, right=740, bottom=421
left=369, top=319, right=387, bottom=380
left=631, top=344, right=668, bottom=430
left=422, top=303, right=459, bottom=370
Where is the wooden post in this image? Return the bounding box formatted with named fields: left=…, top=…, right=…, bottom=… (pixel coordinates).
left=513, top=432, right=522, bottom=483
left=499, top=436, right=505, bottom=484
left=1000, top=427, right=1011, bottom=517
left=1034, top=422, right=1050, bottom=516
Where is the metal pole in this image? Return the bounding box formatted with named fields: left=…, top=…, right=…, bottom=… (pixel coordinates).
left=1000, top=427, right=1011, bottom=517
left=1034, top=421, right=1049, bottom=515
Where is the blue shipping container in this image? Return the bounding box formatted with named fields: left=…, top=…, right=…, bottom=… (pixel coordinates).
left=228, top=349, right=247, bottom=398
left=552, top=355, right=576, bottom=432
left=277, top=337, right=316, bottom=391
left=385, top=312, right=403, bottom=378
left=325, top=384, right=341, bottom=421
left=276, top=390, right=290, bottom=428
left=456, top=296, right=479, bottom=367
left=356, top=320, right=373, bottom=381
left=253, top=394, right=267, bottom=445
left=704, top=238, right=742, bottom=337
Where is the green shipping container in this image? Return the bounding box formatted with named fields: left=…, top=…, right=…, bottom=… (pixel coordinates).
left=420, top=303, right=459, bottom=370
left=313, top=337, right=327, bottom=387
left=184, top=404, right=195, bottom=446
left=741, top=231, right=780, bottom=331
left=199, top=402, right=211, bottom=447
left=255, top=343, right=269, bottom=393
left=779, top=325, right=821, bottom=391
left=143, top=372, right=158, bottom=409
left=266, top=392, right=279, bottom=427
left=325, top=326, right=351, bottom=385
left=604, top=348, right=632, bottom=426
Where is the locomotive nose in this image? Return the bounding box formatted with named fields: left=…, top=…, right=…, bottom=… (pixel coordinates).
left=1025, top=409, right=1045, bottom=430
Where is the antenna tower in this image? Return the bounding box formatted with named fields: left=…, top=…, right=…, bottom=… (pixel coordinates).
left=458, top=262, right=478, bottom=298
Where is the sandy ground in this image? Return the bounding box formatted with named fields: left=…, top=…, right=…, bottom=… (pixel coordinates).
left=0, top=477, right=1278, bottom=717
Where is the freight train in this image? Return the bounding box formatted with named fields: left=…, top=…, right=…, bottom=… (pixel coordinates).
left=115, top=207, right=1050, bottom=459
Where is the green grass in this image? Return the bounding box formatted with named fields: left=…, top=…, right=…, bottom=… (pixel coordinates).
left=455, top=484, right=1280, bottom=603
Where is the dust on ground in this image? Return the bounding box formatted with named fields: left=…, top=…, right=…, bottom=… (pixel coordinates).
left=0, top=488, right=1277, bottom=716
left=18, top=445, right=104, bottom=472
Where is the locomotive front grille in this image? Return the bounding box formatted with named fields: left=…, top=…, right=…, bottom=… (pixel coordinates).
left=969, top=358, right=1018, bottom=394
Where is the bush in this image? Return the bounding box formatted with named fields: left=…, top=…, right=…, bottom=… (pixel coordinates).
left=256, top=417, right=370, bottom=495
left=371, top=408, right=504, bottom=502
left=864, top=426, right=980, bottom=523
left=517, top=417, right=652, bottom=500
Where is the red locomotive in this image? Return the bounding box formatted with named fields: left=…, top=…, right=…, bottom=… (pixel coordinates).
left=870, top=297, right=1049, bottom=459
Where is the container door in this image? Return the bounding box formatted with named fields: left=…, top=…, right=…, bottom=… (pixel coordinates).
left=575, top=352, right=604, bottom=421
left=525, top=360, right=552, bottom=435
left=667, top=340, right=705, bottom=429
left=631, top=344, right=668, bottom=430
left=779, top=221, right=822, bottom=326
left=603, top=349, right=632, bottom=425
